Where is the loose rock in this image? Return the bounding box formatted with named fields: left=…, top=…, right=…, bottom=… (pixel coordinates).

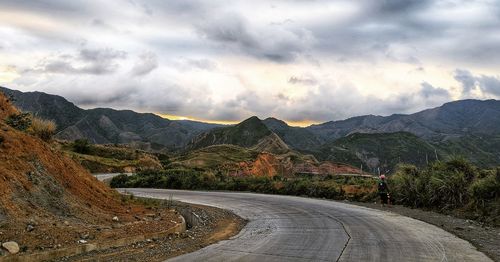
left=2, top=241, right=20, bottom=254
left=26, top=225, right=35, bottom=232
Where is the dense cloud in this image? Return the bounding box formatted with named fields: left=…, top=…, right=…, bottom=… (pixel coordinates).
left=131, top=52, right=158, bottom=76
left=32, top=47, right=127, bottom=75
left=454, top=69, right=500, bottom=98
left=1, top=0, right=500, bottom=124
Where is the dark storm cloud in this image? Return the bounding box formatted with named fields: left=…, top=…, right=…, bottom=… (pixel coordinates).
left=454, top=69, right=500, bottom=97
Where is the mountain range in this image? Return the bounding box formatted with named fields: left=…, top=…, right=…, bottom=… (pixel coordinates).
left=2, top=86, right=499, bottom=171
left=0, top=87, right=220, bottom=150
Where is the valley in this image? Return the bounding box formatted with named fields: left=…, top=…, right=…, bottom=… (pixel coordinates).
left=3, top=86, right=500, bottom=173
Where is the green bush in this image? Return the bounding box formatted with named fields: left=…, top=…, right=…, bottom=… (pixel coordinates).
left=469, top=172, right=500, bottom=202
left=5, top=112, right=32, bottom=131
left=72, top=139, right=92, bottom=154
left=110, top=174, right=131, bottom=188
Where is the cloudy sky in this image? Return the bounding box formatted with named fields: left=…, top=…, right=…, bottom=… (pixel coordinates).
left=1, top=0, right=500, bottom=126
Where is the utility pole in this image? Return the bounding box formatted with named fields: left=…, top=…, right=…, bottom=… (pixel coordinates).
left=434, top=149, right=439, bottom=161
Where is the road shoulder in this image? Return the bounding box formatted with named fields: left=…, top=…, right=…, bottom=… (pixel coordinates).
left=349, top=201, right=500, bottom=261
left=58, top=201, right=246, bottom=262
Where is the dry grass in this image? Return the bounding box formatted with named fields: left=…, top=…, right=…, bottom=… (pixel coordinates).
left=30, top=116, right=57, bottom=141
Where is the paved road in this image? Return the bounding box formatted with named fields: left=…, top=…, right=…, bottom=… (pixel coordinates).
left=121, top=189, right=491, bottom=262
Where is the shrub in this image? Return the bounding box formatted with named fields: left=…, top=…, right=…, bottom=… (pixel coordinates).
left=110, top=174, right=131, bottom=188
left=5, top=112, right=32, bottom=131
left=469, top=172, right=500, bottom=203
left=72, top=139, right=92, bottom=154
left=29, top=117, right=57, bottom=141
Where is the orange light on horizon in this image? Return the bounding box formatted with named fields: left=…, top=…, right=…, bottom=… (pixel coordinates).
left=155, top=113, right=319, bottom=127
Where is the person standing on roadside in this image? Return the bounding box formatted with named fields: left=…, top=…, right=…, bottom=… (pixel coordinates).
left=378, top=175, right=389, bottom=207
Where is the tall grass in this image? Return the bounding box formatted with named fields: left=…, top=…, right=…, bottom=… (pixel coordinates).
left=30, top=117, right=57, bottom=141
left=390, top=158, right=500, bottom=225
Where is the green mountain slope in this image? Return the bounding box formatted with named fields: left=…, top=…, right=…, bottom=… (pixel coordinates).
left=262, top=117, right=324, bottom=151
left=187, top=116, right=272, bottom=149
left=307, top=99, right=500, bottom=142
left=434, top=135, right=500, bottom=167
left=316, top=132, right=439, bottom=173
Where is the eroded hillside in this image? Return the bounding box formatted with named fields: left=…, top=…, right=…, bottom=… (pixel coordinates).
left=0, top=93, right=180, bottom=256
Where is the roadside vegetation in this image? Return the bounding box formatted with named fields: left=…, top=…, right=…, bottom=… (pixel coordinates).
left=6, top=112, right=56, bottom=141
left=111, top=169, right=377, bottom=201
left=390, top=158, right=500, bottom=226
left=111, top=157, right=499, bottom=226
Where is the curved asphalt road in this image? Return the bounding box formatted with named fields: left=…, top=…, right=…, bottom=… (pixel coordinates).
left=120, top=189, right=491, bottom=262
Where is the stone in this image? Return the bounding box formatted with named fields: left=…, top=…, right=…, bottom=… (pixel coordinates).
left=77, top=240, right=87, bottom=244
left=26, top=225, right=35, bottom=232
left=2, top=242, right=20, bottom=254
left=112, top=216, right=119, bottom=222
left=63, top=221, right=69, bottom=226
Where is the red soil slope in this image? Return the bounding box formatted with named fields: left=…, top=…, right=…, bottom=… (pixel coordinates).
left=0, top=93, right=178, bottom=253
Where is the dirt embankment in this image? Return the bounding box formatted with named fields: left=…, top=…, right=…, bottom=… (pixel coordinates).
left=0, top=93, right=180, bottom=257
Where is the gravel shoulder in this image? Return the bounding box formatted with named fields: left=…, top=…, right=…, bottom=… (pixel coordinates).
left=350, top=201, right=500, bottom=262
left=58, top=201, right=245, bottom=262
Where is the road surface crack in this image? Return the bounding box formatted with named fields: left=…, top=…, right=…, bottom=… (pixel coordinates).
left=324, top=214, right=351, bottom=262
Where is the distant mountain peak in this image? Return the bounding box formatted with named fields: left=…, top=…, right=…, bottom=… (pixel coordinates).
left=188, top=116, right=275, bottom=150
